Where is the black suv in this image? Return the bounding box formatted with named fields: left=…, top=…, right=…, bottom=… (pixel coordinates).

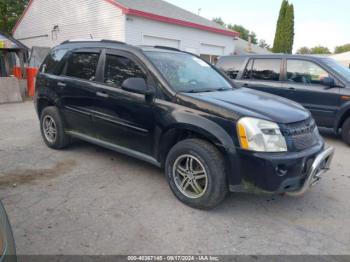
left=217, top=54, right=350, bottom=145
left=35, top=40, right=334, bottom=209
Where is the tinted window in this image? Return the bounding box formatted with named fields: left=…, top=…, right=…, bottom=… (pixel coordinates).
left=218, top=57, right=246, bottom=79
left=251, top=59, right=281, bottom=81
left=287, top=60, right=329, bottom=85
left=104, top=54, right=146, bottom=87
left=42, top=48, right=68, bottom=75
left=66, top=52, right=99, bottom=81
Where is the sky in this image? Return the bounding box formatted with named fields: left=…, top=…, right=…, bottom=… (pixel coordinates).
left=166, top=0, right=350, bottom=52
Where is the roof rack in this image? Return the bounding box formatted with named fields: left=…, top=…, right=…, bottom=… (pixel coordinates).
left=154, top=46, right=181, bottom=52
left=61, top=39, right=125, bottom=45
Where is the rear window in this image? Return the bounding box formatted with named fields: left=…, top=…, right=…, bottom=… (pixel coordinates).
left=245, top=59, right=281, bottom=81
left=41, top=48, right=68, bottom=75
left=65, top=52, right=99, bottom=81
left=217, top=57, right=246, bottom=79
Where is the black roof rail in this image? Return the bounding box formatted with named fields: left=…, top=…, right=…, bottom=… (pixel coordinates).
left=101, top=39, right=125, bottom=45
left=154, top=46, right=181, bottom=52
left=61, top=39, right=126, bottom=45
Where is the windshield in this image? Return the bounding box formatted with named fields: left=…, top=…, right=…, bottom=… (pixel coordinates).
left=145, top=51, right=233, bottom=93
left=323, top=58, right=350, bottom=83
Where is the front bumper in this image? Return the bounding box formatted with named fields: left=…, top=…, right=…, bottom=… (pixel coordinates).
left=286, top=146, right=334, bottom=196
left=231, top=142, right=335, bottom=194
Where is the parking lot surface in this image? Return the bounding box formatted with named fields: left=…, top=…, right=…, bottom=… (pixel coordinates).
left=0, top=101, right=349, bottom=255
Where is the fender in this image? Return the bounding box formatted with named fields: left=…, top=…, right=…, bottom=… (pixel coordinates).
left=334, top=101, right=350, bottom=132
left=167, top=110, right=236, bottom=154
left=157, top=110, right=241, bottom=186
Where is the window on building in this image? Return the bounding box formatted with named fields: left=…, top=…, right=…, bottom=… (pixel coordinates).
left=65, top=52, right=99, bottom=81
left=104, top=54, right=146, bottom=87
left=251, top=59, right=281, bottom=81
left=287, top=60, right=330, bottom=85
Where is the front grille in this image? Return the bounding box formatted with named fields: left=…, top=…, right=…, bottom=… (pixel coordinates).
left=281, top=118, right=319, bottom=151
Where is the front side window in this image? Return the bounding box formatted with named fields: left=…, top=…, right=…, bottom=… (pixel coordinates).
left=65, top=52, right=99, bottom=81
left=287, top=60, right=330, bottom=85
left=145, top=51, right=232, bottom=93
left=42, top=48, right=68, bottom=75
left=251, top=59, right=281, bottom=81
left=104, top=54, right=146, bottom=87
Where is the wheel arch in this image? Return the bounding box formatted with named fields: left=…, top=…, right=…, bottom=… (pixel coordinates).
left=36, top=96, right=56, bottom=118
left=335, top=102, right=350, bottom=132
left=157, top=112, right=239, bottom=185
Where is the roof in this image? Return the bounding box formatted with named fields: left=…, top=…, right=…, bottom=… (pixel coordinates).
left=220, top=54, right=333, bottom=62
left=104, top=0, right=239, bottom=37
left=13, top=0, right=239, bottom=37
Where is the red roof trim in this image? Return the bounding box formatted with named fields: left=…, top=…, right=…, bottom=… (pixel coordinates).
left=12, top=0, right=35, bottom=34
left=105, top=0, right=239, bottom=37
left=13, top=0, right=239, bottom=37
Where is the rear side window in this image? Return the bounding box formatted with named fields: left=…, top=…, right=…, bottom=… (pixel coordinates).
left=41, top=48, right=68, bottom=75
left=104, top=54, right=146, bottom=87
left=65, top=52, right=99, bottom=81
left=251, top=59, right=281, bottom=81
left=217, top=57, right=246, bottom=79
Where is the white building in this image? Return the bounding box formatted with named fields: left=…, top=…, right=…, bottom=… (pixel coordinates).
left=13, top=0, right=239, bottom=63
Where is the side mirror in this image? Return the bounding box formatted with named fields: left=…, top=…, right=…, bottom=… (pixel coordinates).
left=121, top=77, right=148, bottom=95
left=321, top=77, right=335, bottom=88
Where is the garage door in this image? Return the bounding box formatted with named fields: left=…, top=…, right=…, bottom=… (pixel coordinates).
left=200, top=43, right=225, bottom=56
left=143, top=35, right=180, bottom=49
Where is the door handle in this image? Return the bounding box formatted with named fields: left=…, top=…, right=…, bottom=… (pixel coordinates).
left=242, top=83, right=249, bottom=87
left=288, top=87, right=296, bottom=91
left=57, top=82, right=66, bottom=87
left=96, top=91, right=109, bottom=98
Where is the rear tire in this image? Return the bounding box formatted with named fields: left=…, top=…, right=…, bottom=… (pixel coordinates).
left=165, top=139, right=228, bottom=210
left=341, top=117, right=350, bottom=146
left=40, top=106, right=70, bottom=149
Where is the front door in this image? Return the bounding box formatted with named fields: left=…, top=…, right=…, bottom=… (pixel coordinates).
left=283, top=59, right=340, bottom=127
left=91, top=50, right=156, bottom=156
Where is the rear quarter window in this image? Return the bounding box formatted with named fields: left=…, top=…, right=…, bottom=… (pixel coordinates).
left=217, top=57, right=246, bottom=79
left=41, top=48, right=68, bottom=75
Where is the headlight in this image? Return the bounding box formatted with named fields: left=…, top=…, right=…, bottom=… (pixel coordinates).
left=237, top=117, right=287, bottom=152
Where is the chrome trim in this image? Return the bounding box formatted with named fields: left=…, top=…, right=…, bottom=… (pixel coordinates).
left=287, top=146, right=335, bottom=197
left=67, top=131, right=161, bottom=167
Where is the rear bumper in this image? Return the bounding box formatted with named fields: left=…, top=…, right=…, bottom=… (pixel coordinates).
left=230, top=141, right=334, bottom=194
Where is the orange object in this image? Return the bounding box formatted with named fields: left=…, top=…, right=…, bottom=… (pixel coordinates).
left=12, top=66, right=23, bottom=79
left=26, top=67, right=39, bottom=97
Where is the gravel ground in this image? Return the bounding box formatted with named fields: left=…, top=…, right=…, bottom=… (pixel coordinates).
left=0, top=101, right=349, bottom=255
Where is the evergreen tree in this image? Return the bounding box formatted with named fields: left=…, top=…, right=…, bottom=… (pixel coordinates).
left=272, top=0, right=294, bottom=53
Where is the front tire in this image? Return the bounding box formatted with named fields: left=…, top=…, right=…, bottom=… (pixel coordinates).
left=165, top=139, right=228, bottom=209
left=341, top=117, right=350, bottom=146
left=40, top=106, right=70, bottom=149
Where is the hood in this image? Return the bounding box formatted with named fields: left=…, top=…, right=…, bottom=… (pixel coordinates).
left=177, top=88, right=310, bottom=124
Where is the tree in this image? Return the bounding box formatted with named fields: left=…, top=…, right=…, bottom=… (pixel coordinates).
left=334, top=44, right=350, bottom=54
left=212, top=17, right=225, bottom=27
left=310, top=46, right=331, bottom=54
left=296, top=46, right=311, bottom=54
left=0, top=0, right=29, bottom=34
left=258, top=39, right=270, bottom=49
left=272, top=0, right=295, bottom=54
left=213, top=18, right=258, bottom=44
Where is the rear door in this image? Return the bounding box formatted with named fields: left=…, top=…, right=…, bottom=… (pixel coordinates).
left=236, top=58, right=289, bottom=98
left=283, top=59, right=340, bottom=127
left=59, top=49, right=101, bottom=135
